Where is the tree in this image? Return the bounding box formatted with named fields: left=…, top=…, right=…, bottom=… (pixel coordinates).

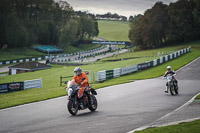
left=129, top=2, right=168, bottom=49
left=78, top=14, right=97, bottom=41
left=129, top=16, right=144, bottom=48
left=129, top=16, right=134, bottom=21
left=167, top=0, right=196, bottom=43
left=59, top=19, right=79, bottom=48
left=0, top=0, right=99, bottom=49
left=5, top=16, right=29, bottom=48
left=192, top=0, right=200, bottom=40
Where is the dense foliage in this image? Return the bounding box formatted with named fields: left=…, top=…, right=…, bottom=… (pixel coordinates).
left=0, top=0, right=99, bottom=49
left=129, top=0, right=200, bottom=49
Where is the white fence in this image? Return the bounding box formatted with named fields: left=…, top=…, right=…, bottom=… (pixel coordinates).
left=24, top=78, right=42, bottom=90
left=121, top=65, right=138, bottom=75
left=114, top=68, right=121, bottom=77
left=97, top=70, right=106, bottom=82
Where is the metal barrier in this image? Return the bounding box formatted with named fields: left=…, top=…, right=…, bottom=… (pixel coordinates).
left=97, top=70, right=106, bottom=82
left=24, top=78, right=42, bottom=90
left=0, top=78, right=42, bottom=93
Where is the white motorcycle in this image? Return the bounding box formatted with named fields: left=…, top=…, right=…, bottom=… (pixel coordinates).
left=165, top=75, right=179, bottom=95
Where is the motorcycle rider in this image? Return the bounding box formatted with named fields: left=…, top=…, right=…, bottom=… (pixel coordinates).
left=71, top=67, right=89, bottom=108
left=163, top=66, right=178, bottom=93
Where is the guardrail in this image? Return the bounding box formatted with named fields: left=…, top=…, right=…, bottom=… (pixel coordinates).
left=0, top=56, right=49, bottom=66
left=97, top=47, right=191, bottom=82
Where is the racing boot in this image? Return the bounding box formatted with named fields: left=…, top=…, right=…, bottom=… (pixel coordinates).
left=165, top=86, right=168, bottom=93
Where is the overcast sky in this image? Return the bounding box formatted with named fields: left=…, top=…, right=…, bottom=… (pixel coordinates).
left=59, top=0, right=177, bottom=17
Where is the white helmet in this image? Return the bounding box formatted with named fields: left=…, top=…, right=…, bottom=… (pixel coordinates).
left=74, top=67, right=82, bottom=76
left=167, top=66, right=171, bottom=70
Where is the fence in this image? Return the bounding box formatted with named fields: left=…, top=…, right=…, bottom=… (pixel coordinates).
left=0, top=56, right=48, bottom=66
left=24, top=78, right=42, bottom=90
left=0, top=78, right=42, bottom=93
left=97, top=47, right=191, bottom=82
left=60, top=76, right=74, bottom=86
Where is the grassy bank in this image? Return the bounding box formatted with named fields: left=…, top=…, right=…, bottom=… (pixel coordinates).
left=195, top=94, right=200, bottom=100
left=98, top=20, right=130, bottom=41
left=0, top=42, right=199, bottom=109
left=135, top=119, right=200, bottom=133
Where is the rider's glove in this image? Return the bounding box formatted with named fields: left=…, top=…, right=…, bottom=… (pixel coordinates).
left=81, top=81, right=84, bottom=85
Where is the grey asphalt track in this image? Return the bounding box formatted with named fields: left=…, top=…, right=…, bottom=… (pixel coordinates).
left=0, top=58, right=200, bottom=133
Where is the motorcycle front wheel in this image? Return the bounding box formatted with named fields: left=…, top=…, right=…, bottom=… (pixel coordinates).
left=88, top=95, right=97, bottom=112
left=170, top=85, right=176, bottom=95
left=175, top=85, right=179, bottom=94
left=68, top=100, right=78, bottom=115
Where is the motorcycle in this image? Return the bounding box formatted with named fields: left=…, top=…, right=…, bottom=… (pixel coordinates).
left=165, top=75, right=179, bottom=95
left=66, top=80, right=98, bottom=115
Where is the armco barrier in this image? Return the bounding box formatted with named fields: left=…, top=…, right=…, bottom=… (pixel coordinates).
left=160, top=57, right=163, bottom=64
left=97, top=70, right=106, bottom=82
left=153, top=59, right=157, bottom=66
left=174, top=52, right=177, bottom=58
left=96, top=47, right=191, bottom=82
left=165, top=55, right=168, bottom=62
left=114, top=68, right=121, bottom=77
left=106, top=70, right=114, bottom=80
left=24, top=78, right=42, bottom=90
left=138, top=62, right=151, bottom=70
left=0, top=82, right=24, bottom=93
left=121, top=65, right=138, bottom=75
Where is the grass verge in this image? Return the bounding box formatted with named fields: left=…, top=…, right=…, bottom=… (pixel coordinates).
left=98, top=20, right=130, bottom=41
left=135, top=119, right=200, bottom=133
left=195, top=94, right=200, bottom=100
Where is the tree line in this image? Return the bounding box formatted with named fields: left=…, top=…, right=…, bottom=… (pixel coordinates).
left=96, top=12, right=128, bottom=21
left=0, top=0, right=99, bottom=49
left=129, top=0, right=200, bottom=49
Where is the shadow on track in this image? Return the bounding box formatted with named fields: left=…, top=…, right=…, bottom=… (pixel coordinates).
left=68, top=111, right=99, bottom=117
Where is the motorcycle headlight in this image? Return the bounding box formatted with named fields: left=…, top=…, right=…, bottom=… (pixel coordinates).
left=167, top=76, right=172, bottom=81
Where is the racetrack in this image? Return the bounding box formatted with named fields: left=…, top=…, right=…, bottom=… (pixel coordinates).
left=0, top=58, right=200, bottom=133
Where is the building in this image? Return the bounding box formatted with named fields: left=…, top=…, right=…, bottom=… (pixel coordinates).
left=9, top=61, right=51, bottom=75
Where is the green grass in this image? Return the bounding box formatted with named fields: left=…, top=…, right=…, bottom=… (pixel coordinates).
left=0, top=44, right=101, bottom=61
left=135, top=119, right=200, bottom=133
left=0, top=47, right=45, bottom=61
left=195, top=94, right=200, bottom=100
left=98, top=20, right=130, bottom=41
left=0, top=42, right=199, bottom=109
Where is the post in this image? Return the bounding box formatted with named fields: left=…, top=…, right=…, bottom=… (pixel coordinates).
left=60, top=76, right=62, bottom=86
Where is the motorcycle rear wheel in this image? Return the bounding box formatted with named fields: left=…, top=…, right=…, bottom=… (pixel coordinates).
left=68, top=100, right=78, bottom=115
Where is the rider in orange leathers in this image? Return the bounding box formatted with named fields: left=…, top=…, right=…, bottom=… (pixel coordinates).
left=72, top=67, right=89, bottom=98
